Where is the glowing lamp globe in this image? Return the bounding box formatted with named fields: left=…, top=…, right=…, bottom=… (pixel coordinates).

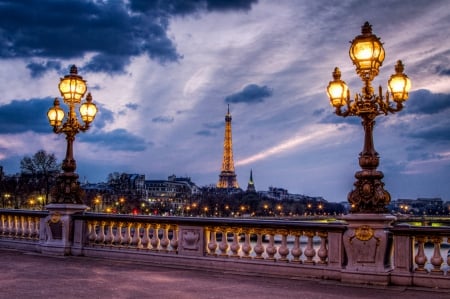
left=47, top=98, right=65, bottom=127
left=327, top=67, right=348, bottom=107
left=79, top=93, right=98, bottom=123
left=58, top=65, right=87, bottom=104
left=349, top=22, right=385, bottom=81
left=388, top=60, right=411, bottom=102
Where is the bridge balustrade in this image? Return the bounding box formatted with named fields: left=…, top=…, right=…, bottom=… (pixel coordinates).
left=0, top=208, right=449, bottom=289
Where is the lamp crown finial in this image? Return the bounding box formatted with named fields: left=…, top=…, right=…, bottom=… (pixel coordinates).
left=361, top=22, right=372, bottom=35
left=70, top=65, right=78, bottom=75
left=395, top=60, right=404, bottom=73
left=332, top=67, right=341, bottom=80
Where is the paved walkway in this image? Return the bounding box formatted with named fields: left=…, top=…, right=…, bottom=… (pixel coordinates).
left=0, top=248, right=449, bottom=299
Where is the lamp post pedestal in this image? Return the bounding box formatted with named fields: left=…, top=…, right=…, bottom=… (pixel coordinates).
left=51, top=172, right=85, bottom=204
left=341, top=213, right=396, bottom=285
left=40, top=203, right=87, bottom=256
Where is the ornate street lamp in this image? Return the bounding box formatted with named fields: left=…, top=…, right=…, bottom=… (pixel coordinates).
left=326, top=22, right=411, bottom=213
left=47, top=65, right=98, bottom=204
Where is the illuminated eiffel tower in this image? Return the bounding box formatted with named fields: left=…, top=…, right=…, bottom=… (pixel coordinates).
left=217, top=105, right=239, bottom=189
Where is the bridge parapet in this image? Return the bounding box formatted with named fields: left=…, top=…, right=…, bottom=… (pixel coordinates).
left=1, top=208, right=449, bottom=290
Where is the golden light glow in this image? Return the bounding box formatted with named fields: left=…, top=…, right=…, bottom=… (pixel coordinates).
left=388, top=60, right=411, bottom=102
left=327, top=67, right=348, bottom=107
left=47, top=98, right=65, bottom=127
left=58, top=65, right=87, bottom=104
left=349, top=22, right=385, bottom=80
left=79, top=93, right=98, bottom=123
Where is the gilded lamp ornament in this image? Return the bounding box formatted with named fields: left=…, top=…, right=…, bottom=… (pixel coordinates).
left=326, top=22, right=411, bottom=213
left=47, top=65, right=98, bottom=204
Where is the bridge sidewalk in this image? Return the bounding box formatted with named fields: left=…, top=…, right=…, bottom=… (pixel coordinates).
left=0, top=248, right=448, bottom=299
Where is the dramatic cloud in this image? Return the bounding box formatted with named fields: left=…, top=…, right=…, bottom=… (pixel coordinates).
left=406, top=89, right=450, bottom=115
left=0, top=98, right=51, bottom=134
left=0, top=0, right=258, bottom=75
left=79, top=129, right=147, bottom=152
left=225, top=84, right=273, bottom=104
left=26, top=60, right=62, bottom=78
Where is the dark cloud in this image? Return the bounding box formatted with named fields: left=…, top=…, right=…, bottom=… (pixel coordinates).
left=91, top=104, right=114, bottom=130
left=125, top=103, right=139, bottom=110
left=152, top=116, right=174, bottom=123
left=406, top=89, right=450, bottom=115
left=129, top=0, right=257, bottom=15
left=319, top=111, right=361, bottom=126
left=406, top=124, right=450, bottom=143
left=0, top=98, right=51, bottom=133
left=225, top=84, right=273, bottom=104
left=0, top=97, right=113, bottom=134
left=0, top=0, right=257, bottom=75
left=436, top=65, right=450, bottom=76
left=79, top=129, right=147, bottom=152
left=196, top=130, right=216, bottom=137
left=26, top=60, right=62, bottom=78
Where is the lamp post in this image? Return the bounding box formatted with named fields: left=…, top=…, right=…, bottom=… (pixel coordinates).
left=327, top=22, right=411, bottom=213
left=47, top=65, right=98, bottom=204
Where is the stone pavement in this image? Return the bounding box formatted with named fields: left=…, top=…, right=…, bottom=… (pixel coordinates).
left=0, top=248, right=449, bottom=299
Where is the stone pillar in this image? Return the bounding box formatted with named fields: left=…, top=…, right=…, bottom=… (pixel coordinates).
left=341, top=214, right=396, bottom=285
left=40, top=203, right=87, bottom=256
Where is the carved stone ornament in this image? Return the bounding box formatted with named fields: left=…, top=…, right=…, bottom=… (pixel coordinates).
left=354, top=225, right=374, bottom=241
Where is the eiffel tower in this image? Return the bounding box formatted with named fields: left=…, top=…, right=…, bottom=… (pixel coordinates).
left=217, top=105, right=239, bottom=189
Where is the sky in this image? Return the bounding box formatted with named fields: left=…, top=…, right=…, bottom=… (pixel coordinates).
left=0, top=0, right=449, bottom=203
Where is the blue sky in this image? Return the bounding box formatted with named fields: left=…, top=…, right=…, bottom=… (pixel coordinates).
left=0, top=0, right=449, bottom=203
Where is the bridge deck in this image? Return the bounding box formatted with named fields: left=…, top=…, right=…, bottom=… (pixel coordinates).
left=0, top=248, right=448, bottom=299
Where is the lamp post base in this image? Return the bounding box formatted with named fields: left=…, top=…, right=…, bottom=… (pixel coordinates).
left=341, top=213, right=396, bottom=285
left=40, top=203, right=87, bottom=256
left=50, top=172, right=85, bottom=204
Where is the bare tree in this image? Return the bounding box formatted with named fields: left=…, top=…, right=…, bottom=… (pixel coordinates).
left=20, top=150, right=60, bottom=206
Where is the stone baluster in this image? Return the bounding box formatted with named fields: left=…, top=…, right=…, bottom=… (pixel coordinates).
left=5, top=215, right=12, bottom=236
left=0, top=214, right=4, bottom=235
left=207, top=227, right=218, bottom=256
left=277, top=230, right=290, bottom=262
left=26, top=217, right=33, bottom=239
left=14, top=216, right=20, bottom=237
left=113, top=222, right=123, bottom=245
left=304, top=231, right=316, bottom=264
left=104, top=221, right=114, bottom=245
left=317, top=231, right=328, bottom=264
left=122, top=222, right=132, bottom=247
left=160, top=225, right=170, bottom=252
left=141, top=223, right=151, bottom=249
left=33, top=217, right=40, bottom=240
left=25, top=216, right=32, bottom=238
left=241, top=230, right=252, bottom=259
left=130, top=222, right=142, bottom=249
left=150, top=224, right=160, bottom=251
left=291, top=232, right=303, bottom=263
left=414, top=236, right=428, bottom=272
left=170, top=226, right=178, bottom=252
left=253, top=231, right=265, bottom=259
left=265, top=231, right=277, bottom=261
left=429, top=236, right=444, bottom=274
left=18, top=216, right=25, bottom=238
left=230, top=228, right=241, bottom=258
left=88, top=221, right=98, bottom=243
left=219, top=228, right=229, bottom=257
left=96, top=221, right=106, bottom=244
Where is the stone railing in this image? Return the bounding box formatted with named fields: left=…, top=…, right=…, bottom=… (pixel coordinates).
left=391, top=224, right=450, bottom=289
left=0, top=207, right=449, bottom=290
left=0, top=209, right=46, bottom=252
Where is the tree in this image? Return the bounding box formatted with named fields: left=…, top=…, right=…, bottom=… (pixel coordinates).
left=20, top=150, right=60, bottom=206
